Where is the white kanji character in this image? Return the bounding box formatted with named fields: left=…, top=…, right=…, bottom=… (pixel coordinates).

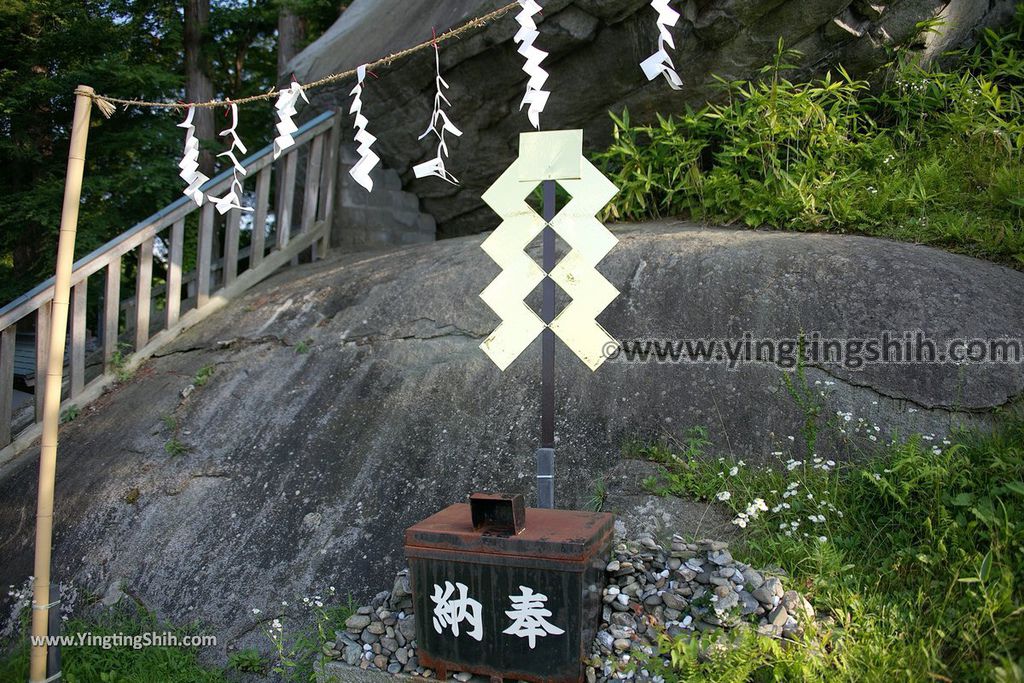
left=503, top=585, right=564, bottom=649
left=430, top=581, right=483, bottom=641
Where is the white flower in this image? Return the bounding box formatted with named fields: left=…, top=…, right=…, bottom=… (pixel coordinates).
left=729, top=466, right=739, bottom=477
left=281, top=601, right=288, bottom=607
left=818, top=536, right=828, bottom=543
left=716, top=491, right=731, bottom=501
left=873, top=473, right=882, bottom=481
left=252, top=608, right=261, bottom=615
left=731, top=516, right=748, bottom=528
left=271, top=619, right=283, bottom=630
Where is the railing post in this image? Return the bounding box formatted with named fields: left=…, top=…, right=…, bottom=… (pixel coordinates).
left=70, top=282, right=86, bottom=398
left=318, top=114, right=343, bottom=256
left=224, top=210, right=240, bottom=286
left=197, top=202, right=214, bottom=308
left=301, top=135, right=325, bottom=260
left=276, top=151, right=298, bottom=250
left=34, top=304, right=50, bottom=422
left=0, top=325, right=15, bottom=448
left=166, top=219, right=184, bottom=328
left=135, top=238, right=153, bottom=350
left=251, top=167, right=271, bottom=269
left=103, top=256, right=121, bottom=372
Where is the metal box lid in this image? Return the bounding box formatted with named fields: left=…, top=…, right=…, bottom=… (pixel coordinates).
left=404, top=503, right=614, bottom=562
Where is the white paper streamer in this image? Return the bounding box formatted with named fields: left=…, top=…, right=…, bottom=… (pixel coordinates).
left=208, top=103, right=253, bottom=214
left=640, top=0, right=683, bottom=89
left=348, top=64, right=380, bottom=192
left=177, top=108, right=209, bottom=206
left=413, top=46, right=464, bottom=185
left=274, top=81, right=309, bottom=159
left=513, top=0, right=550, bottom=129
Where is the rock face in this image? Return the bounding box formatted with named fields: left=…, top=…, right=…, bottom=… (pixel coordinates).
left=0, top=221, right=1021, bottom=646
left=291, top=0, right=1016, bottom=238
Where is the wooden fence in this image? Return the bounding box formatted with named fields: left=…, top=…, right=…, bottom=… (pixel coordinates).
left=0, top=109, right=341, bottom=465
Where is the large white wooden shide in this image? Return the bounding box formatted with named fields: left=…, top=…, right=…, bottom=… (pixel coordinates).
left=405, top=493, right=614, bottom=682
left=0, top=110, right=342, bottom=464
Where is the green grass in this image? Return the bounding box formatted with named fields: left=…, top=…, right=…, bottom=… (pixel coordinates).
left=598, top=10, right=1024, bottom=267
left=633, top=414, right=1024, bottom=681
left=227, top=647, right=265, bottom=674
left=192, top=364, right=215, bottom=388
left=0, top=604, right=226, bottom=683
left=164, top=438, right=189, bottom=456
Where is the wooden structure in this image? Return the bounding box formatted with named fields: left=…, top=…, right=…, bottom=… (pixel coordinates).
left=0, top=110, right=342, bottom=467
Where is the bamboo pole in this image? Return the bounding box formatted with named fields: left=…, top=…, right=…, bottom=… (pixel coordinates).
left=29, top=85, right=95, bottom=683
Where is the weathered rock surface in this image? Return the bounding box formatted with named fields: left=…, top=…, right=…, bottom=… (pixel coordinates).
left=291, top=0, right=1016, bottom=237
left=0, top=221, right=1021, bottom=647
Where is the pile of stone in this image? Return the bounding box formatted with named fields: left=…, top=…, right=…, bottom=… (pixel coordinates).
left=326, top=569, right=421, bottom=676
left=322, top=534, right=818, bottom=681
left=588, top=533, right=817, bottom=681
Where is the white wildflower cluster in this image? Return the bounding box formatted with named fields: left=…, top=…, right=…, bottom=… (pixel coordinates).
left=731, top=497, right=767, bottom=528
left=811, top=456, right=836, bottom=472
left=3, top=579, right=76, bottom=636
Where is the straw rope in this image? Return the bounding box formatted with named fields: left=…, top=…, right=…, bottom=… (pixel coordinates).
left=86, top=1, right=522, bottom=112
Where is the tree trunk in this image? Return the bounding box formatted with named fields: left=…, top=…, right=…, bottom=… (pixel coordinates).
left=184, top=0, right=215, bottom=178
left=277, top=4, right=307, bottom=84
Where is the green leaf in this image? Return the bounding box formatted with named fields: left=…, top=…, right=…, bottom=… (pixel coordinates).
left=951, top=492, right=975, bottom=506
left=979, top=551, right=992, bottom=583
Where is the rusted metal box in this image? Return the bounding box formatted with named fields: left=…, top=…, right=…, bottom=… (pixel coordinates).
left=405, top=495, right=614, bottom=683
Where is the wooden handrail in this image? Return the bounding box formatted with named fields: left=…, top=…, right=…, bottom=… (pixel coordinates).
left=0, top=110, right=335, bottom=330
left=0, top=108, right=341, bottom=458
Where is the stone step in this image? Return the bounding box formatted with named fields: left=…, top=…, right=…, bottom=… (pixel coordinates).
left=335, top=208, right=434, bottom=239
left=338, top=172, right=420, bottom=214
left=333, top=144, right=436, bottom=249
left=339, top=146, right=403, bottom=191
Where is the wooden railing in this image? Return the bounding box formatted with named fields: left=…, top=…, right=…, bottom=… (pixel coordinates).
left=0, top=109, right=341, bottom=465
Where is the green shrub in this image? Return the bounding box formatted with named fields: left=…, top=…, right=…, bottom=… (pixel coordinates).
left=598, top=12, right=1024, bottom=266
left=638, top=413, right=1024, bottom=681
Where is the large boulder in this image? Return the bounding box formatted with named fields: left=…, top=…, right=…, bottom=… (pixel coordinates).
left=0, top=221, right=1021, bottom=647
left=291, top=0, right=1015, bottom=237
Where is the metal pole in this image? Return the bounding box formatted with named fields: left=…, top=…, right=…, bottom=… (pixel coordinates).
left=537, top=180, right=556, bottom=509
left=29, top=84, right=94, bottom=683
